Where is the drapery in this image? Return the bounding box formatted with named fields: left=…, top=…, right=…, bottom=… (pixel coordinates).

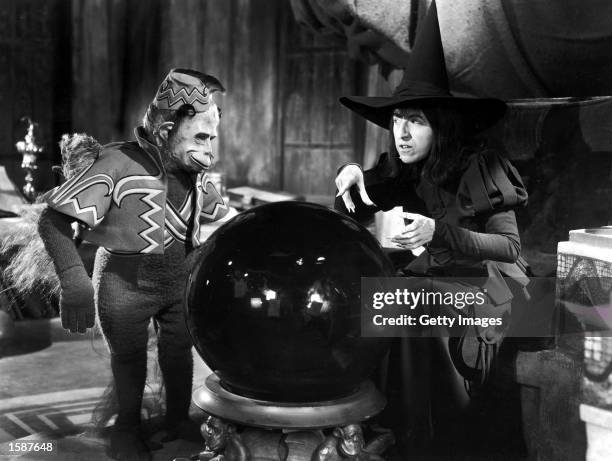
left=71, top=0, right=163, bottom=141
left=291, top=0, right=612, bottom=98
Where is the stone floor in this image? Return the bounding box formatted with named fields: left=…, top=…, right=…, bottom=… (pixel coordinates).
left=0, top=317, right=211, bottom=461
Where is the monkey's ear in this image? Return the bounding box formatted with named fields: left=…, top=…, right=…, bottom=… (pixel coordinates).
left=332, top=427, right=343, bottom=438
left=157, top=121, right=174, bottom=143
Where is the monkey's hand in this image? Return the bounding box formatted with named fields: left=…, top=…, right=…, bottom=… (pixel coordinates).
left=58, top=266, right=95, bottom=334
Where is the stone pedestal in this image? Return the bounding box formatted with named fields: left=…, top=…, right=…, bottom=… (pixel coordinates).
left=580, top=404, right=612, bottom=461
left=180, top=374, right=393, bottom=461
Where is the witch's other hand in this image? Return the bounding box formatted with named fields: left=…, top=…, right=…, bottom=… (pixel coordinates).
left=391, top=212, right=435, bottom=249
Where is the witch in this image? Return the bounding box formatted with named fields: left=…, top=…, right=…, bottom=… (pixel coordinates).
left=334, top=2, right=530, bottom=457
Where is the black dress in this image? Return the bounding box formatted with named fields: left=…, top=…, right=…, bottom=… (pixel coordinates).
left=335, top=149, right=530, bottom=455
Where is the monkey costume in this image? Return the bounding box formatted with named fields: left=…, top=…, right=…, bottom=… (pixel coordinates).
left=38, top=69, right=229, bottom=461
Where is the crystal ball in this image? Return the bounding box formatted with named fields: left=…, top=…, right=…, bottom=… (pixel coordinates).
left=186, top=202, right=394, bottom=402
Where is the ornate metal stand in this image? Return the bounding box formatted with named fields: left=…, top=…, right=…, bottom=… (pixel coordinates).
left=173, top=374, right=394, bottom=461
left=14, top=116, right=43, bottom=202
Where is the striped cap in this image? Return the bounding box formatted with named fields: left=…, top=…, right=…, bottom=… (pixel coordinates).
left=153, top=68, right=225, bottom=112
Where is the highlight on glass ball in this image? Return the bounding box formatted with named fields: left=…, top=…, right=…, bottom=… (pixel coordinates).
left=186, top=202, right=394, bottom=403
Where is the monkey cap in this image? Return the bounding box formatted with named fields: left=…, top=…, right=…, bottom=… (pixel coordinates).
left=153, top=68, right=225, bottom=113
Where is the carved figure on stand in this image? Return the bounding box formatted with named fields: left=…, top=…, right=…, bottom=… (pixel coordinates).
left=200, top=416, right=248, bottom=461
left=172, top=416, right=247, bottom=461
left=313, top=424, right=394, bottom=461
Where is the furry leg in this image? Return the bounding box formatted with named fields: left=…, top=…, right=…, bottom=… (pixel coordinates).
left=156, top=301, right=197, bottom=441
left=111, top=351, right=148, bottom=430
left=109, top=351, right=151, bottom=461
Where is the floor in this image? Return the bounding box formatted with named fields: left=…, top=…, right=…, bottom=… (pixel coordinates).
left=0, top=317, right=211, bottom=461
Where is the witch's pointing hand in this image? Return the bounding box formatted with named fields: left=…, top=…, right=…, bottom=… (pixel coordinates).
left=335, top=164, right=374, bottom=213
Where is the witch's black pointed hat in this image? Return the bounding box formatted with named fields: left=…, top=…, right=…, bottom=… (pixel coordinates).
left=340, top=1, right=506, bottom=131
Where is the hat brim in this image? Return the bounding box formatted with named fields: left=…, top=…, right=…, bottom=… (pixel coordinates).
left=340, top=95, right=507, bottom=131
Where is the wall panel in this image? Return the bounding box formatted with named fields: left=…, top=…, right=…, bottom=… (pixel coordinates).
left=281, top=9, right=362, bottom=197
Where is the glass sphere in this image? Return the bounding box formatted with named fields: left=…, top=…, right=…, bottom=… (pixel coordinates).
left=186, top=202, right=394, bottom=402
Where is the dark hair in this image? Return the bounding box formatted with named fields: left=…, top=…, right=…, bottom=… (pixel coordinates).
left=386, top=102, right=482, bottom=185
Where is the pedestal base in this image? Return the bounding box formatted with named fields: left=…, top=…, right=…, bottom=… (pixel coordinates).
left=193, top=373, right=386, bottom=429
left=177, top=373, right=394, bottom=461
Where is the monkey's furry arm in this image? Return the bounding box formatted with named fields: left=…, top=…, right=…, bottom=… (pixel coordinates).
left=38, top=207, right=95, bottom=333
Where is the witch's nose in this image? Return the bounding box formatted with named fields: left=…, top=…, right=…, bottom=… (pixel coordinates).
left=401, top=122, right=412, bottom=139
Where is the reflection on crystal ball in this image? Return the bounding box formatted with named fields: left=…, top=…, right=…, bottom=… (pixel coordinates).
left=186, top=202, right=394, bottom=402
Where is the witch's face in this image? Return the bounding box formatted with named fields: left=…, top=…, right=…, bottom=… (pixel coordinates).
left=392, top=107, right=433, bottom=164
